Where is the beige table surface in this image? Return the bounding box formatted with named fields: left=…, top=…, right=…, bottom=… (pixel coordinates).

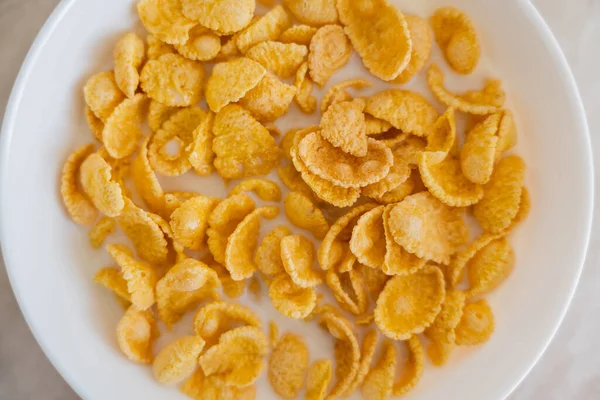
left=0, top=0, right=598, bottom=399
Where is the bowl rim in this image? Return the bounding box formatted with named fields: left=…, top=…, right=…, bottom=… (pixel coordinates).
left=0, top=0, right=593, bottom=399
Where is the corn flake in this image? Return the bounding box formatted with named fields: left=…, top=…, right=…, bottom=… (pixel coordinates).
left=349, top=206, right=385, bottom=268
left=245, top=41, right=308, bottom=79
left=229, top=178, right=281, bottom=202
left=116, top=306, right=158, bottom=364
left=308, top=24, right=352, bottom=87
left=153, top=335, right=206, bottom=385
left=455, top=300, right=495, bottom=345
left=325, top=268, right=367, bottom=315
left=187, top=111, right=215, bottom=176
left=461, top=113, right=501, bottom=184
left=320, top=98, right=367, bottom=157
left=255, top=226, right=291, bottom=276
left=84, top=71, right=125, bottom=123
left=61, top=144, right=99, bottom=225
left=284, top=0, right=338, bottom=26
left=361, top=263, right=389, bottom=301
left=362, top=148, right=412, bottom=199
left=345, top=329, right=378, bottom=395
left=80, top=153, right=125, bottom=217
left=132, top=136, right=165, bottom=215
left=107, top=244, right=157, bottom=310
left=170, top=195, right=220, bottom=250
left=269, top=273, right=317, bottom=319
left=148, top=100, right=179, bottom=132
left=284, top=191, right=329, bottom=239
left=382, top=205, right=426, bottom=276
left=181, top=368, right=256, bottom=400
left=424, top=290, right=466, bottom=365
left=193, top=301, right=261, bottom=344
left=206, top=57, right=266, bottom=112
left=321, top=78, right=371, bottom=114
left=268, top=333, right=310, bottom=398
left=138, top=0, right=196, bottom=45
left=176, top=25, right=221, bottom=61
left=446, top=232, right=505, bottom=288
left=306, top=359, right=332, bottom=400
left=393, top=14, right=432, bottom=84
left=281, top=234, right=323, bottom=288
left=147, top=34, right=175, bottom=60
left=93, top=267, right=131, bottom=304
left=182, top=0, right=255, bottom=35
left=294, top=61, right=317, bottom=113
left=467, top=237, right=514, bottom=297
left=496, top=110, right=518, bottom=158
left=85, top=105, right=104, bottom=142
left=236, top=5, right=293, bottom=53
left=114, top=33, right=145, bottom=98
left=392, top=336, right=424, bottom=396
left=361, top=340, right=396, bottom=400
left=280, top=24, right=317, bottom=45
left=238, top=72, right=297, bottom=122
left=424, top=107, right=457, bottom=163
left=103, top=93, right=148, bottom=159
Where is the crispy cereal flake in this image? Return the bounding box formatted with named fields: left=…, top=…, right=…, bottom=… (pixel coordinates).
left=116, top=306, right=158, bottom=364
left=175, top=25, right=221, bottom=61
left=138, top=0, right=196, bottom=45
left=84, top=71, right=125, bottom=122
left=424, top=290, right=466, bottom=365
left=269, top=274, right=317, bottom=319
left=320, top=98, right=367, bottom=157
left=321, top=78, right=371, bottom=113
left=236, top=5, right=293, bottom=53
left=61, top=144, right=98, bottom=225
left=268, top=333, right=310, bottom=398
left=238, top=72, right=297, bottom=122
left=187, top=112, right=215, bottom=176
left=361, top=340, right=396, bottom=400
left=461, top=113, right=501, bottom=185
left=80, top=153, right=125, bottom=217
left=393, top=14, right=432, bottom=84
left=284, top=0, right=338, bottom=26
left=245, top=41, right=308, bottom=78
left=280, top=24, right=318, bottom=45
left=193, top=301, right=261, bottom=344
left=103, top=93, right=149, bottom=159
left=94, top=267, right=131, bottom=304
left=206, top=57, right=266, bottom=112
left=382, top=205, right=426, bottom=276
left=294, top=61, right=317, bottom=113
left=306, top=359, right=332, bottom=400
left=107, top=244, right=157, bottom=310
left=284, top=191, right=329, bottom=239
left=349, top=206, right=386, bottom=269
left=325, top=268, right=367, bottom=315
left=182, top=0, right=255, bottom=35
left=170, top=195, right=220, bottom=250
left=455, top=300, right=495, bottom=345
left=467, top=237, right=514, bottom=297
left=153, top=335, right=206, bottom=385
left=114, top=32, right=145, bottom=98
left=308, top=24, right=352, bottom=87
left=281, top=234, right=323, bottom=288
left=230, top=178, right=281, bottom=201
left=392, top=336, right=424, bottom=396
left=255, top=225, right=292, bottom=276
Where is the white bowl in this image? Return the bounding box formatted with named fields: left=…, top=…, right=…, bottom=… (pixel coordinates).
left=0, top=0, right=593, bottom=399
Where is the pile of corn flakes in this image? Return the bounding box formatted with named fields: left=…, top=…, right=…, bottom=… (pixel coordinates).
left=61, top=0, right=530, bottom=399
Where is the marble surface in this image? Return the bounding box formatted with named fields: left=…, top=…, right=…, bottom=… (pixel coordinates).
left=0, top=0, right=598, bottom=399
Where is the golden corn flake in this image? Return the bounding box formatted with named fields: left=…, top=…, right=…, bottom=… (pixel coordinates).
left=182, top=0, right=255, bottom=35
left=225, top=206, right=279, bottom=281
left=206, top=57, right=266, bottom=112
left=181, top=368, right=257, bottom=400
left=362, top=148, right=412, bottom=199
left=349, top=206, right=385, bottom=268
left=236, top=5, right=293, bottom=53
left=338, top=248, right=356, bottom=273
left=207, top=193, right=256, bottom=264
left=365, top=116, right=393, bottom=136
left=93, top=267, right=131, bottom=304
left=148, top=100, right=179, bottom=132
left=294, top=61, right=317, bottom=114
left=430, top=7, right=481, bottom=74
left=281, top=234, right=323, bottom=288
left=393, top=14, right=432, bottom=84
left=365, top=90, right=438, bottom=137
left=427, top=64, right=504, bottom=115
left=371, top=171, right=421, bottom=205
left=298, top=132, right=393, bottom=189
left=80, top=153, right=125, bottom=217
left=116, top=306, right=158, bottom=364
left=153, top=335, right=206, bottom=385
left=174, top=25, right=221, bottom=61
left=132, top=136, right=165, bottom=215
left=140, top=53, right=205, bottom=107
left=382, top=205, right=426, bottom=276
left=199, top=326, right=268, bottom=387
left=170, top=195, right=220, bottom=250
left=193, top=301, right=261, bottom=344
left=461, top=113, right=501, bottom=185
left=320, top=99, right=367, bottom=157
left=424, top=290, right=466, bottom=366
left=60, top=144, right=98, bottom=225
left=344, top=329, right=378, bottom=395
left=268, top=333, right=310, bottom=399
left=138, top=0, right=196, bottom=45
left=446, top=232, right=505, bottom=288
left=361, top=340, right=396, bottom=400
left=114, top=32, right=145, bottom=98
left=306, top=359, right=332, bottom=400
left=84, top=71, right=125, bottom=122
left=473, top=155, right=526, bottom=233
left=325, top=268, right=367, bottom=316
left=387, top=192, right=469, bottom=264
left=187, top=112, right=215, bottom=176
left=238, top=72, right=297, bottom=122
left=392, top=336, right=424, bottom=396
left=467, top=237, right=514, bottom=297
left=374, top=265, right=446, bottom=340
left=496, top=110, right=518, bottom=158
left=269, top=273, right=317, bottom=319
left=103, top=93, right=148, bottom=159
left=321, top=78, right=371, bottom=114
left=308, top=24, right=352, bottom=87
left=284, top=0, right=337, bottom=26
left=279, top=24, right=317, bottom=45
left=216, top=33, right=243, bottom=60
left=146, top=34, right=175, bottom=60
left=85, top=105, right=104, bottom=142
left=245, top=41, right=308, bottom=79
left=424, top=107, right=457, bottom=163
left=337, top=0, right=411, bottom=81
left=284, top=191, right=329, bottom=239
left=107, top=244, right=157, bottom=310
left=511, top=187, right=531, bottom=230
left=212, top=104, right=281, bottom=179
left=455, top=299, right=495, bottom=345
left=149, top=211, right=187, bottom=263
left=229, top=178, right=281, bottom=202
left=255, top=225, right=292, bottom=276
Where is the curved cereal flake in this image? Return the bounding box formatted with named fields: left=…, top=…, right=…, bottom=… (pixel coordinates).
left=138, top=0, right=196, bottom=45
left=148, top=100, right=179, bottom=132
left=107, top=244, right=157, bottom=310
left=382, top=205, right=426, bottom=276
left=268, top=333, right=310, bottom=398
left=325, top=268, right=367, bottom=315
left=392, top=336, right=424, bottom=396
left=117, top=198, right=169, bottom=264
left=338, top=249, right=356, bottom=273
left=140, top=53, right=205, bottom=107
left=212, top=104, right=280, bottom=179
left=424, top=290, right=466, bottom=366
left=255, top=226, right=291, bottom=276
left=461, top=113, right=501, bottom=184
left=269, top=274, right=317, bottom=319
left=306, top=359, right=332, bottom=400
left=116, top=306, right=158, bottom=364
left=284, top=0, right=338, bottom=26
left=281, top=235, right=323, bottom=288
left=321, top=78, right=371, bottom=114
left=225, top=206, right=279, bottom=280
left=427, top=64, right=504, bottom=115
left=308, top=24, right=352, bottom=87
left=148, top=107, right=208, bottom=176
left=206, top=58, right=266, bottom=112
left=446, top=232, right=505, bottom=288
left=187, top=112, right=215, bottom=176
left=284, top=191, right=329, bottom=239
left=277, top=165, right=316, bottom=200
left=298, top=132, right=393, bottom=189
left=455, top=299, right=494, bottom=345
left=281, top=128, right=300, bottom=161
left=60, top=144, right=98, bottom=225
left=182, top=0, right=255, bottom=35
left=496, top=110, right=518, bottom=158
left=114, top=33, right=145, bottom=98
left=245, top=41, right=308, bottom=79
left=511, top=187, right=531, bottom=230
left=361, top=263, right=389, bottom=301
left=210, top=262, right=246, bottom=298
left=85, top=105, right=104, bottom=142
left=148, top=212, right=187, bottom=263
left=199, top=326, right=268, bottom=387
left=349, top=206, right=386, bottom=269
left=103, top=94, right=149, bottom=159
left=174, top=25, right=221, bottom=61
left=280, top=24, right=318, bottom=45
left=362, top=149, right=412, bottom=199
left=238, top=73, right=297, bottom=122
left=93, top=267, right=131, bottom=304
left=430, top=7, right=480, bottom=74
left=425, top=107, right=457, bottom=164
left=193, top=301, right=261, bottom=344
left=320, top=99, right=367, bottom=157
left=393, top=14, right=432, bottom=84
left=361, top=340, right=396, bottom=400
left=80, top=153, right=125, bottom=217
left=146, top=34, right=175, bottom=60
left=84, top=71, right=125, bottom=122
left=418, top=153, right=484, bottom=207
left=181, top=368, right=257, bottom=400
left=207, top=194, right=256, bottom=264
left=467, top=237, right=514, bottom=298
left=236, top=5, right=293, bottom=53
left=153, top=335, right=206, bottom=385
left=365, top=90, right=438, bottom=137
left=388, top=192, right=469, bottom=264
left=365, top=116, right=393, bottom=137
left=345, top=330, right=378, bottom=394
left=132, top=136, right=165, bottom=215
left=375, top=265, right=446, bottom=340
left=318, top=203, right=378, bottom=270
left=230, top=178, right=281, bottom=201
left=473, top=155, right=526, bottom=233
left=170, top=195, right=220, bottom=251
left=294, top=61, right=317, bottom=113
left=337, top=0, right=411, bottom=81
